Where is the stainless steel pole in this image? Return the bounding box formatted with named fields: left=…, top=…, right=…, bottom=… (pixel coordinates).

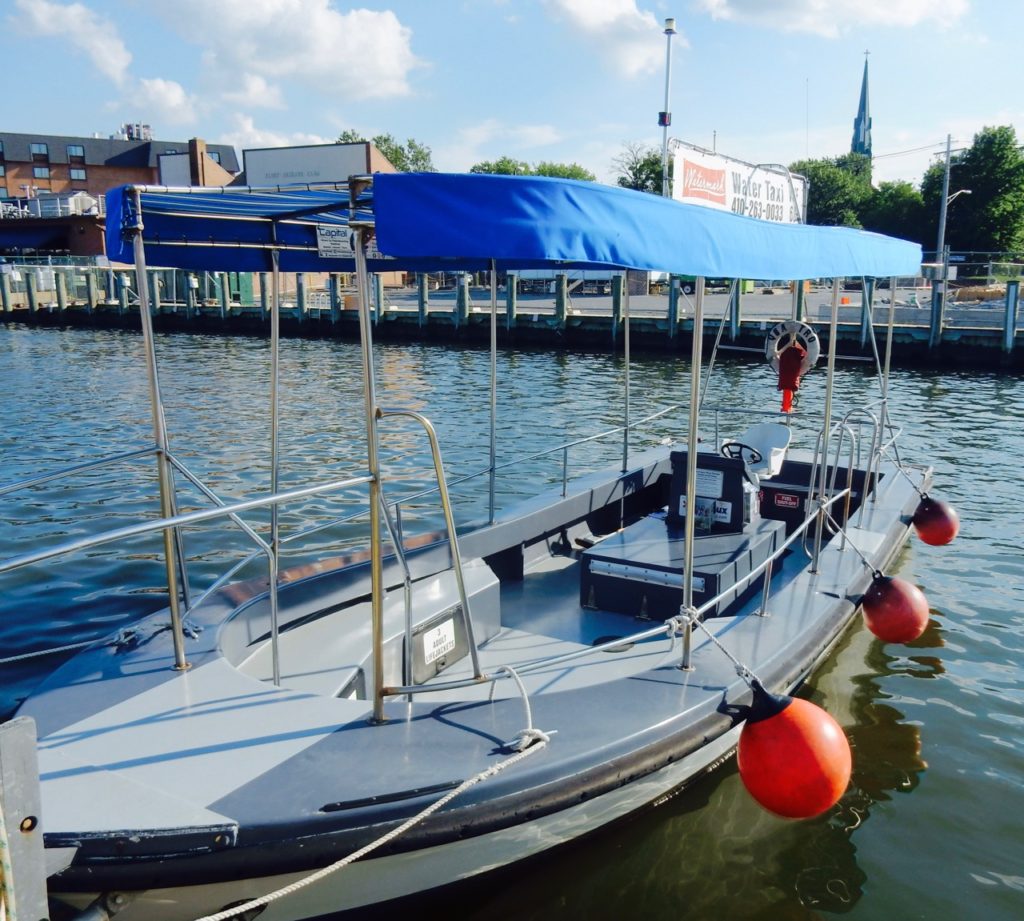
left=660, top=18, right=677, bottom=198
left=130, top=189, right=188, bottom=671
left=489, top=260, right=498, bottom=524
left=811, top=278, right=842, bottom=571
left=268, top=244, right=282, bottom=686
left=680, top=277, right=705, bottom=669
left=352, top=215, right=386, bottom=723
left=622, top=279, right=631, bottom=473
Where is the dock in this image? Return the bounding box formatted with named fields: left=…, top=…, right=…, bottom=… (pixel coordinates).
left=1, top=267, right=1021, bottom=368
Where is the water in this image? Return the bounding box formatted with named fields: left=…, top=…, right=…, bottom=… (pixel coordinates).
left=2, top=325, right=1022, bottom=920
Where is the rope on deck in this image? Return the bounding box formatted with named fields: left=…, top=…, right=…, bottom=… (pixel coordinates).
left=192, top=674, right=552, bottom=921
left=0, top=639, right=93, bottom=665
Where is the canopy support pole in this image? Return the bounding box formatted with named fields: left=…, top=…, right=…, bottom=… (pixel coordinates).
left=811, top=278, right=842, bottom=572
left=267, top=240, right=282, bottom=685
left=130, top=189, right=188, bottom=672
left=621, top=279, right=631, bottom=473
left=489, top=260, right=498, bottom=524
left=351, top=207, right=386, bottom=723
left=680, top=277, right=705, bottom=670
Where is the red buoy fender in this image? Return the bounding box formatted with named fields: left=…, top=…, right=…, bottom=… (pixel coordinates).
left=913, top=496, right=960, bottom=546
left=862, top=574, right=930, bottom=643
left=737, top=682, right=852, bottom=819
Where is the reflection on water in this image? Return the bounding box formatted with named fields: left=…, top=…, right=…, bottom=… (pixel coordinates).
left=2, top=326, right=1023, bottom=920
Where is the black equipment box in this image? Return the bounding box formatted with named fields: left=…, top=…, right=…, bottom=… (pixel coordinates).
left=580, top=514, right=785, bottom=618
left=667, top=450, right=757, bottom=535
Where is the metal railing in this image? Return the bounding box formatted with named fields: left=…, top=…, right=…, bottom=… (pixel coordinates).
left=382, top=488, right=857, bottom=696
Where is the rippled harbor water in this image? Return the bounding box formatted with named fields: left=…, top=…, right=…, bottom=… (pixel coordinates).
left=1, top=325, right=1022, bottom=920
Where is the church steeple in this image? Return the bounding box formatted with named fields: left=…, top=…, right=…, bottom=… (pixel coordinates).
left=851, top=52, right=872, bottom=158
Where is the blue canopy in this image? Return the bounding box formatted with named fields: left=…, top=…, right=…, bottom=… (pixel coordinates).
left=106, top=173, right=922, bottom=278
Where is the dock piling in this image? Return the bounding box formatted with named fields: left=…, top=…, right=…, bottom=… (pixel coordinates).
left=56, top=269, right=68, bottom=315
left=506, top=273, right=517, bottom=329
left=25, top=270, right=38, bottom=313
left=86, top=272, right=98, bottom=315
left=1005, top=281, right=1020, bottom=353
left=219, top=272, right=231, bottom=320
left=667, top=276, right=679, bottom=338
left=555, top=273, right=568, bottom=327
left=417, top=273, right=428, bottom=328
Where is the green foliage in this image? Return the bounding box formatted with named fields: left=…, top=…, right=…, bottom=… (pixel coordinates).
left=613, top=142, right=665, bottom=194
left=533, top=161, right=596, bottom=181
left=469, top=158, right=596, bottom=181
left=860, top=181, right=927, bottom=244
left=789, top=155, right=871, bottom=227
left=921, top=126, right=1024, bottom=254
left=336, top=130, right=435, bottom=172
left=470, top=156, right=532, bottom=175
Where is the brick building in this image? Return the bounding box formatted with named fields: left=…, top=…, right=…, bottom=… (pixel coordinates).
left=0, top=128, right=239, bottom=202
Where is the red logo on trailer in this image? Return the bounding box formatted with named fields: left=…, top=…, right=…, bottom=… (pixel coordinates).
left=682, top=160, right=727, bottom=205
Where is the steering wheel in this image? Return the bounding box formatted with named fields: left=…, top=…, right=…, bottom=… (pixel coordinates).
left=721, top=441, right=763, bottom=464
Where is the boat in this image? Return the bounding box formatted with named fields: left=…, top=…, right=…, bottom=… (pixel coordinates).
left=0, top=173, right=939, bottom=920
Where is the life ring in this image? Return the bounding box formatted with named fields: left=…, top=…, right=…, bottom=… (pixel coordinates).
left=765, top=320, right=820, bottom=375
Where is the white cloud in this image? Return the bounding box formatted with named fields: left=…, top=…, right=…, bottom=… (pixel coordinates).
left=433, top=119, right=564, bottom=171
left=13, top=0, right=132, bottom=85
left=153, top=0, right=421, bottom=101
left=131, top=78, right=197, bottom=126
left=546, top=0, right=685, bottom=78
left=697, top=0, right=970, bottom=38
left=221, top=74, right=286, bottom=110
left=218, top=114, right=332, bottom=153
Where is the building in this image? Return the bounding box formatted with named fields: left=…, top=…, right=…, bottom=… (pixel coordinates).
left=850, top=56, right=872, bottom=159
left=0, top=129, right=240, bottom=258
left=0, top=128, right=240, bottom=202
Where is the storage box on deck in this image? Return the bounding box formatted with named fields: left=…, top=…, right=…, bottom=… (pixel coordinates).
left=667, top=450, right=758, bottom=534
left=580, top=515, right=784, bottom=618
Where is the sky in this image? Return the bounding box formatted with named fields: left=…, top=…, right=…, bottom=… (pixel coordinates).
left=4, top=0, right=1021, bottom=188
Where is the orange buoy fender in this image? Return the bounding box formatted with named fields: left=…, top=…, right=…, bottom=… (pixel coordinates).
left=737, top=681, right=852, bottom=819
left=913, top=495, right=959, bottom=546
left=862, top=574, right=930, bottom=643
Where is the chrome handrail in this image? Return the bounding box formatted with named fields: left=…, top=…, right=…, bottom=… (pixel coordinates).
left=384, top=489, right=855, bottom=697
left=0, top=446, right=156, bottom=497
left=0, top=473, right=374, bottom=575
left=378, top=408, right=482, bottom=681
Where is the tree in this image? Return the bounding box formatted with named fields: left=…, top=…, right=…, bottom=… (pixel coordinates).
left=860, top=181, right=927, bottom=244
left=613, top=142, right=664, bottom=194
left=470, top=156, right=532, bottom=175
left=788, top=155, right=872, bottom=227
left=921, top=125, right=1024, bottom=255
left=470, top=158, right=596, bottom=181
left=336, top=130, right=435, bottom=172
left=533, top=161, right=595, bottom=181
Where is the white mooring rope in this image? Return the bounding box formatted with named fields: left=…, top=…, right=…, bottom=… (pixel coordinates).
left=193, top=690, right=552, bottom=921
left=0, top=639, right=94, bottom=665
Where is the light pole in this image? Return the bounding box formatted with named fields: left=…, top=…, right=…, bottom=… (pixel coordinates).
left=659, top=17, right=677, bottom=198
left=930, top=132, right=972, bottom=348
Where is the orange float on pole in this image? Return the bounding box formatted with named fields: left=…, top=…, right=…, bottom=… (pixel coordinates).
left=862, top=573, right=930, bottom=643
left=737, top=681, right=852, bottom=819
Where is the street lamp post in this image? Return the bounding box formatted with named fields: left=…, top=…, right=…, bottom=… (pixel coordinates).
left=659, top=17, right=677, bottom=199
left=930, top=132, right=972, bottom=349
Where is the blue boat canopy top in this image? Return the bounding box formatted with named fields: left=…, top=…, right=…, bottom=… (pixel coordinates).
left=106, top=172, right=922, bottom=279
